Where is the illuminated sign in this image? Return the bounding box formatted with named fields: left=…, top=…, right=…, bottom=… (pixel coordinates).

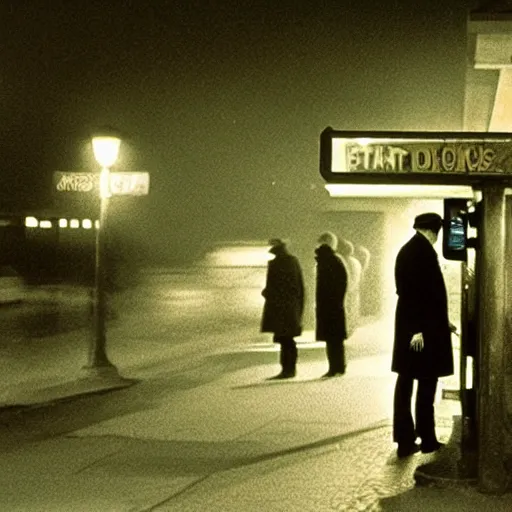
left=109, top=172, right=150, bottom=196
left=54, top=171, right=150, bottom=196
left=54, top=172, right=97, bottom=192
left=320, top=129, right=512, bottom=185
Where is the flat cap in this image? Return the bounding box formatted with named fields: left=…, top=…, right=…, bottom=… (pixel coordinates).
left=413, top=212, right=443, bottom=230
left=268, top=238, right=286, bottom=247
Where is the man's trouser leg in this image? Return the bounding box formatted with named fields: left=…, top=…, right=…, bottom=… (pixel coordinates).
left=339, top=340, right=346, bottom=373
left=325, top=340, right=337, bottom=373
left=393, top=374, right=415, bottom=445
left=415, top=377, right=438, bottom=444
left=288, top=338, right=298, bottom=373
left=275, top=336, right=297, bottom=376
left=325, top=339, right=345, bottom=373
left=281, top=336, right=297, bottom=375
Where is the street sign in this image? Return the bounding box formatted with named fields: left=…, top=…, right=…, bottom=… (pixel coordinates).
left=54, top=171, right=150, bottom=196
left=109, top=172, right=150, bottom=196
left=54, top=172, right=97, bottom=193
left=319, top=129, right=512, bottom=185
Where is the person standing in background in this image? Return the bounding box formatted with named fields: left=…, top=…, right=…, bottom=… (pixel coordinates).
left=315, top=232, right=348, bottom=377
left=338, top=238, right=362, bottom=337
left=354, top=245, right=371, bottom=277
left=261, top=238, right=305, bottom=379
left=354, top=244, right=371, bottom=324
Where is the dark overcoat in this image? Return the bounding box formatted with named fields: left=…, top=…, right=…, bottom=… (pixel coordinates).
left=392, top=233, right=454, bottom=378
left=315, top=245, right=348, bottom=342
left=261, top=247, right=305, bottom=338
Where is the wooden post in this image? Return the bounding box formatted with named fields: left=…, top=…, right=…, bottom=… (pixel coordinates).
left=477, top=184, right=508, bottom=493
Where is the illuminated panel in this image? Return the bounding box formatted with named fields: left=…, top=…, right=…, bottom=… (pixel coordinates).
left=110, top=172, right=150, bottom=196
left=25, top=217, right=38, bottom=228
left=320, top=129, right=512, bottom=185
left=95, top=220, right=100, bottom=229
left=70, top=219, right=80, bottom=229
left=466, top=356, right=474, bottom=388
left=325, top=184, right=475, bottom=198
left=205, top=246, right=274, bottom=267
left=59, top=219, right=68, bottom=228
left=82, top=219, right=93, bottom=229
left=39, top=220, right=53, bottom=229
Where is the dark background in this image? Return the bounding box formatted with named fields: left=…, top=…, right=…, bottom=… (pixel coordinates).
left=0, top=0, right=476, bottom=265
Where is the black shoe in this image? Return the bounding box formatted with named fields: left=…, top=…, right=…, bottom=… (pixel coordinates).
left=268, top=370, right=296, bottom=380
left=322, top=370, right=345, bottom=378
left=421, top=441, right=444, bottom=454
left=397, top=442, right=420, bottom=458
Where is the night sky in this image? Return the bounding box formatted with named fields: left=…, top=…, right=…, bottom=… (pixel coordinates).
left=0, top=0, right=476, bottom=262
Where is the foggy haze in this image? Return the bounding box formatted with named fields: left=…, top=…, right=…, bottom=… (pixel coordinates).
left=0, top=0, right=474, bottom=264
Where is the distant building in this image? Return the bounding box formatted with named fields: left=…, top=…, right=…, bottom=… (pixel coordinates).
left=0, top=211, right=97, bottom=285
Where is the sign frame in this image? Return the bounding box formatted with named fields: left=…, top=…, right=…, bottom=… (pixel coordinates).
left=319, top=128, right=512, bottom=186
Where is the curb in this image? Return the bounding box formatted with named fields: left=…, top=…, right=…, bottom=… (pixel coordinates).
left=0, top=376, right=139, bottom=411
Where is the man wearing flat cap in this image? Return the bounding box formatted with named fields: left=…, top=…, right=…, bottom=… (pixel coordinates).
left=392, top=212, right=455, bottom=458
left=261, top=238, right=305, bottom=379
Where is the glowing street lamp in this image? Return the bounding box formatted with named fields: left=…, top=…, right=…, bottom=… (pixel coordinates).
left=92, top=135, right=120, bottom=200
left=92, top=136, right=121, bottom=169
left=83, top=132, right=121, bottom=377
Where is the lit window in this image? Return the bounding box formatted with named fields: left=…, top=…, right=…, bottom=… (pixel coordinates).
left=39, top=220, right=53, bottom=229
left=59, top=219, right=68, bottom=228
left=95, top=220, right=100, bottom=229
left=82, top=219, right=92, bottom=229
left=70, top=219, right=80, bottom=229
left=25, top=216, right=38, bottom=228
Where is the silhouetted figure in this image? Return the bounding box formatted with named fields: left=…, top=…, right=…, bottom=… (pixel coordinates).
left=315, top=232, right=348, bottom=377
left=354, top=244, right=371, bottom=277
left=261, top=238, right=305, bottom=379
left=338, top=238, right=362, bottom=337
left=392, top=213, right=455, bottom=458
left=354, top=244, right=371, bottom=320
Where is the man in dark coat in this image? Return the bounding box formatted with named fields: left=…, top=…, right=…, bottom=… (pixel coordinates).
left=315, top=232, right=348, bottom=377
left=392, top=212, right=455, bottom=458
left=261, top=238, right=305, bottom=379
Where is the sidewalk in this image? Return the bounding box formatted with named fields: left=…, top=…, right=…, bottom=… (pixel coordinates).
left=0, top=283, right=252, bottom=408
left=0, top=285, right=133, bottom=408
left=0, top=308, right=459, bottom=411
left=0, top=318, right=511, bottom=510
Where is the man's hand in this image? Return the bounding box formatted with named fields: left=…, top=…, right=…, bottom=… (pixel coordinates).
left=410, top=332, right=424, bottom=352
left=449, top=322, right=459, bottom=336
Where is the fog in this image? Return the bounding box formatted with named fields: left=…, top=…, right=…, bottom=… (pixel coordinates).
left=0, top=0, right=473, bottom=266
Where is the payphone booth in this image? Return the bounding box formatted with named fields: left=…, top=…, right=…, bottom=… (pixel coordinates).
left=320, top=128, right=512, bottom=494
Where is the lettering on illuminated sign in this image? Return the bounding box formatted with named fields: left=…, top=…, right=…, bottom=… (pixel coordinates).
left=109, top=172, right=150, bottom=196
left=55, top=172, right=97, bottom=192
left=343, top=143, right=498, bottom=174
left=53, top=171, right=149, bottom=195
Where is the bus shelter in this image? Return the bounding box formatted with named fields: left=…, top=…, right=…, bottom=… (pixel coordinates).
left=320, top=127, right=512, bottom=494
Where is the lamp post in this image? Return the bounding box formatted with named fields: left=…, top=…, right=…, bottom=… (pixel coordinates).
left=82, top=134, right=121, bottom=377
